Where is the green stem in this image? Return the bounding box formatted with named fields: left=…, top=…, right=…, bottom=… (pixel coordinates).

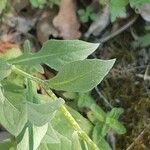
left=11, top=65, right=44, bottom=84
left=45, top=90, right=99, bottom=150
left=12, top=65, right=99, bottom=150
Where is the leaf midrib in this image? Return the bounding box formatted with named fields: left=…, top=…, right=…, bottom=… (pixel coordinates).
left=49, top=65, right=102, bottom=87
left=11, top=48, right=93, bottom=64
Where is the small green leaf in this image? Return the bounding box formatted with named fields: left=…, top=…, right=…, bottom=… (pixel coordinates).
left=26, top=99, right=64, bottom=126
left=78, top=93, right=95, bottom=108
left=92, top=123, right=111, bottom=150
left=107, top=107, right=124, bottom=119
left=109, top=0, right=128, bottom=22
left=106, top=108, right=126, bottom=134
left=47, top=59, right=115, bottom=92
left=91, top=104, right=106, bottom=122
left=9, top=40, right=99, bottom=71
left=23, top=40, right=31, bottom=54
left=106, top=117, right=126, bottom=134
left=136, top=33, right=150, bottom=47
left=29, top=0, right=46, bottom=7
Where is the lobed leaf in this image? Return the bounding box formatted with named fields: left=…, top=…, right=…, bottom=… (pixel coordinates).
left=9, top=40, right=99, bottom=71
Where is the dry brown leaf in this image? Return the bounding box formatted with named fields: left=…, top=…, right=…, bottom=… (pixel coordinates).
left=36, top=8, right=59, bottom=44
left=0, top=42, right=19, bottom=53
left=53, top=0, right=81, bottom=39
left=138, top=4, right=150, bottom=22
left=85, top=6, right=110, bottom=38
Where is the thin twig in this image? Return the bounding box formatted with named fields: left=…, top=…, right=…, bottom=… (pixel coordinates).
left=95, top=86, right=113, bottom=108
left=136, top=74, right=150, bottom=80
left=99, top=15, right=139, bottom=43
left=126, top=129, right=146, bottom=150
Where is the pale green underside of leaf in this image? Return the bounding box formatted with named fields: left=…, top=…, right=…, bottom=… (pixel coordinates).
left=38, top=106, right=93, bottom=150
left=9, top=40, right=99, bottom=71
left=47, top=59, right=116, bottom=92
left=17, top=124, right=48, bottom=150
left=27, top=98, right=64, bottom=126
left=0, top=89, right=27, bottom=136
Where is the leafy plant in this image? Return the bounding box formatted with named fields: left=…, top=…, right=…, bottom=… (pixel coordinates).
left=78, top=7, right=97, bottom=23
left=109, top=0, right=150, bottom=22
left=109, top=0, right=128, bottom=22
left=0, top=39, right=125, bottom=150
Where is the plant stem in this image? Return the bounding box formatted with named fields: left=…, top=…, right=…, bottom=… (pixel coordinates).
left=12, top=66, right=99, bottom=150
left=45, top=90, right=99, bottom=150
left=62, top=106, right=99, bottom=150
left=11, top=65, right=44, bottom=84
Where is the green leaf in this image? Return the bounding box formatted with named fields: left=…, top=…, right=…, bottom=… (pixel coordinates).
left=42, top=124, right=60, bottom=144
left=90, top=104, right=106, bottom=122
left=17, top=123, right=48, bottom=150
left=0, top=59, right=11, bottom=81
left=78, top=93, right=95, bottom=108
left=47, top=59, right=115, bottom=92
left=106, top=117, right=126, bottom=134
left=107, top=108, right=124, bottom=119
left=0, top=139, right=14, bottom=150
left=72, top=132, right=82, bottom=150
left=29, top=0, right=46, bottom=7
left=39, top=106, right=93, bottom=150
left=129, top=0, right=150, bottom=7
left=92, top=123, right=111, bottom=150
left=9, top=40, right=99, bottom=71
left=135, top=33, right=150, bottom=47
left=106, top=108, right=126, bottom=134
left=0, top=88, right=27, bottom=136
left=26, top=98, right=64, bottom=126
left=109, top=0, right=128, bottom=22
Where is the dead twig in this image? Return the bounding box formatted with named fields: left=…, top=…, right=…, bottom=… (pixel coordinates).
left=126, top=129, right=147, bottom=150
left=99, top=15, right=139, bottom=43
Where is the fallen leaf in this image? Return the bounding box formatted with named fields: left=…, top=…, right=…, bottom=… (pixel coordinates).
left=85, top=6, right=110, bottom=38
left=0, top=42, right=19, bottom=53
left=138, top=3, right=150, bottom=22
left=53, top=0, right=81, bottom=39
left=36, top=8, right=59, bottom=44
left=0, top=42, right=22, bottom=60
